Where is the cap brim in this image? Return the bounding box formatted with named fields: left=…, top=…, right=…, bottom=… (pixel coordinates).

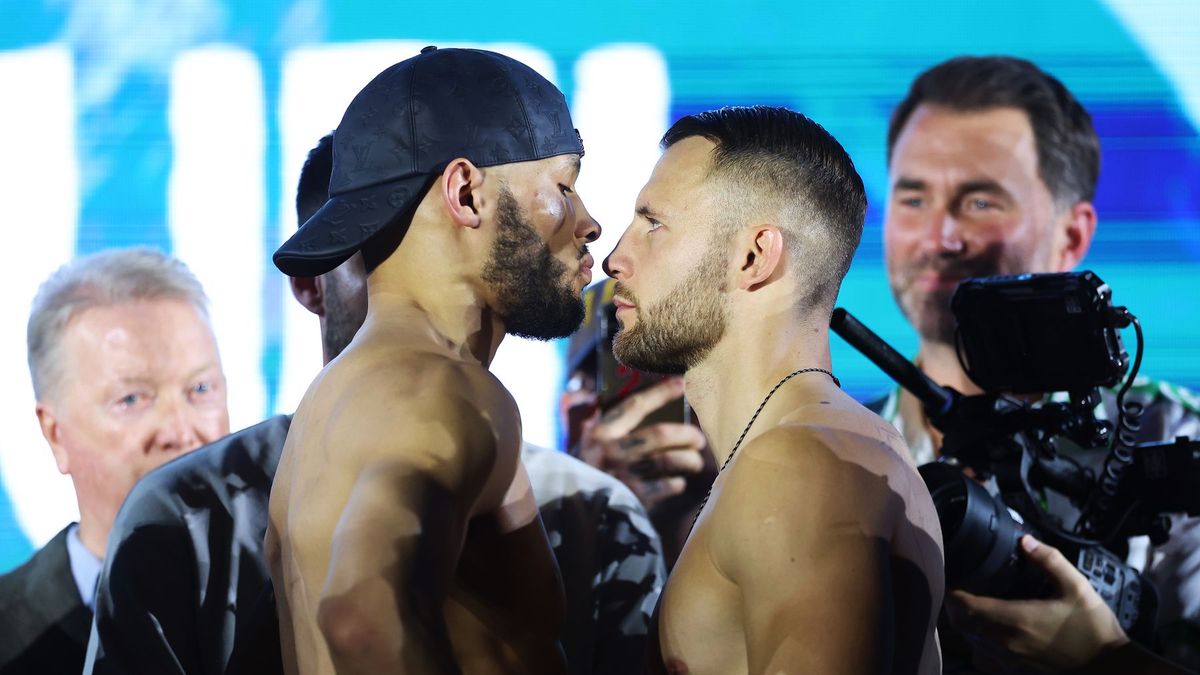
left=274, top=173, right=433, bottom=277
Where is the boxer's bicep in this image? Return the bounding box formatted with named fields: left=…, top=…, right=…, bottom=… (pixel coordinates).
left=315, top=457, right=472, bottom=672
left=314, top=399, right=504, bottom=672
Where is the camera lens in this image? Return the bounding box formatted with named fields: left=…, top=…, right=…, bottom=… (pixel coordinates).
left=919, top=463, right=1046, bottom=598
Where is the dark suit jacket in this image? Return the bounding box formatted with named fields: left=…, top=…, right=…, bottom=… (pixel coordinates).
left=0, top=525, right=92, bottom=674
left=86, top=415, right=291, bottom=675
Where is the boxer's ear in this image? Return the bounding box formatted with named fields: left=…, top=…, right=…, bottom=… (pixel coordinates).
left=441, top=158, right=483, bottom=229
left=737, top=224, right=785, bottom=291
left=290, top=275, right=325, bottom=316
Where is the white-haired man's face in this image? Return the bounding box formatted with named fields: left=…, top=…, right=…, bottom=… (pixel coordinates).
left=36, top=298, right=230, bottom=540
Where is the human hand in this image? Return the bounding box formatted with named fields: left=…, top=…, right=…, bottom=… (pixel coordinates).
left=575, top=377, right=708, bottom=510
left=946, top=535, right=1129, bottom=673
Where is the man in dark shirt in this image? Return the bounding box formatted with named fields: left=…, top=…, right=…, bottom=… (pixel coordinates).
left=84, top=134, right=665, bottom=675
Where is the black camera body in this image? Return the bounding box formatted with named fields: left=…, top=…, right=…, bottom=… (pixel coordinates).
left=832, top=271, right=1200, bottom=644
left=951, top=271, right=1128, bottom=394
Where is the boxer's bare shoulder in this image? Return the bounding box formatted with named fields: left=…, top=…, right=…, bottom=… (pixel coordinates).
left=267, top=325, right=546, bottom=675
left=284, top=339, right=519, bottom=498
left=656, top=387, right=943, bottom=675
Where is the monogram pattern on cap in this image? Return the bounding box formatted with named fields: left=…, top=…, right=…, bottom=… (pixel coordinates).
left=322, top=196, right=379, bottom=226
left=490, top=142, right=510, bottom=164
left=357, top=101, right=381, bottom=130
left=525, top=77, right=545, bottom=99
left=359, top=221, right=381, bottom=237
left=388, top=137, right=411, bottom=163
left=463, top=119, right=485, bottom=150
left=351, top=143, right=372, bottom=170
left=505, top=115, right=526, bottom=140
left=416, top=132, right=436, bottom=156
left=486, top=68, right=515, bottom=98
left=279, top=48, right=581, bottom=276
left=388, top=186, right=411, bottom=208
left=546, top=111, right=563, bottom=136
left=348, top=196, right=378, bottom=211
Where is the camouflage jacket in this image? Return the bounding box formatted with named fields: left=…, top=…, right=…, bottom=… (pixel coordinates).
left=524, top=444, right=667, bottom=675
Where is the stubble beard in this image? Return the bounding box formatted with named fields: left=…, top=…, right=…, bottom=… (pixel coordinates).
left=612, top=241, right=729, bottom=375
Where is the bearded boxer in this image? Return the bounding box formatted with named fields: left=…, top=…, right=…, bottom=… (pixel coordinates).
left=268, top=47, right=599, bottom=675
left=604, top=106, right=944, bottom=674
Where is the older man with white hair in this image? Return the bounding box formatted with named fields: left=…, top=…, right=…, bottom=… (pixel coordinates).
left=0, top=248, right=229, bottom=673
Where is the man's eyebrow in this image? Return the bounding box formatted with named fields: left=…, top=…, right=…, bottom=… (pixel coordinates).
left=636, top=205, right=662, bottom=220
left=115, top=376, right=154, bottom=388
left=187, top=362, right=222, bottom=381
left=112, top=361, right=221, bottom=388
left=892, top=177, right=926, bottom=191
left=956, top=179, right=1010, bottom=198
left=567, top=155, right=581, bottom=177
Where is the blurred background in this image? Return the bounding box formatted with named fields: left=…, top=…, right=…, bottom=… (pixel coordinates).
left=0, top=0, right=1196, bottom=572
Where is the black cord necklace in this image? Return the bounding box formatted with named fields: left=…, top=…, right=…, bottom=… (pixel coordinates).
left=689, top=367, right=840, bottom=531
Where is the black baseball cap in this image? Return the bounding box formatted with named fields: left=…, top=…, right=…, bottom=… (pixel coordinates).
left=274, top=46, right=585, bottom=277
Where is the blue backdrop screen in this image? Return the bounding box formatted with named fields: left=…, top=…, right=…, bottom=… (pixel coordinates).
left=0, top=0, right=1196, bottom=571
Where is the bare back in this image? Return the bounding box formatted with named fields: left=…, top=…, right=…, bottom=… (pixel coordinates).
left=265, top=319, right=565, bottom=675
left=654, top=381, right=944, bottom=675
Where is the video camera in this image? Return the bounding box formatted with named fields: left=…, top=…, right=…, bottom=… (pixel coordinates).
left=832, top=271, right=1200, bottom=643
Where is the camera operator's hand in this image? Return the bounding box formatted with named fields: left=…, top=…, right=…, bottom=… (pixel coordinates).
left=576, top=377, right=709, bottom=510
left=946, top=535, right=1194, bottom=674
left=947, top=535, right=1126, bottom=671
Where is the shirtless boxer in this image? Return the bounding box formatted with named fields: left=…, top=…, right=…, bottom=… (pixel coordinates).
left=267, top=47, right=599, bottom=675
left=603, top=106, right=945, bottom=674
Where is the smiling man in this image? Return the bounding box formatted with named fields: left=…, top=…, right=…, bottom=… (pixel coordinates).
left=880, top=56, right=1098, bottom=450
left=875, top=55, right=1200, bottom=673
left=267, top=47, right=600, bottom=675
left=0, top=248, right=228, bottom=673
left=603, top=106, right=944, bottom=675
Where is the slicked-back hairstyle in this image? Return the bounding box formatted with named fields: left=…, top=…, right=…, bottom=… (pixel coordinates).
left=887, top=55, right=1100, bottom=206
left=27, top=247, right=210, bottom=401
left=662, top=105, right=867, bottom=310
left=297, top=133, right=334, bottom=226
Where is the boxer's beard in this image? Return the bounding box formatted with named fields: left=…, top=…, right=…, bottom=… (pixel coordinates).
left=613, top=239, right=729, bottom=375
left=484, top=187, right=586, bottom=340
